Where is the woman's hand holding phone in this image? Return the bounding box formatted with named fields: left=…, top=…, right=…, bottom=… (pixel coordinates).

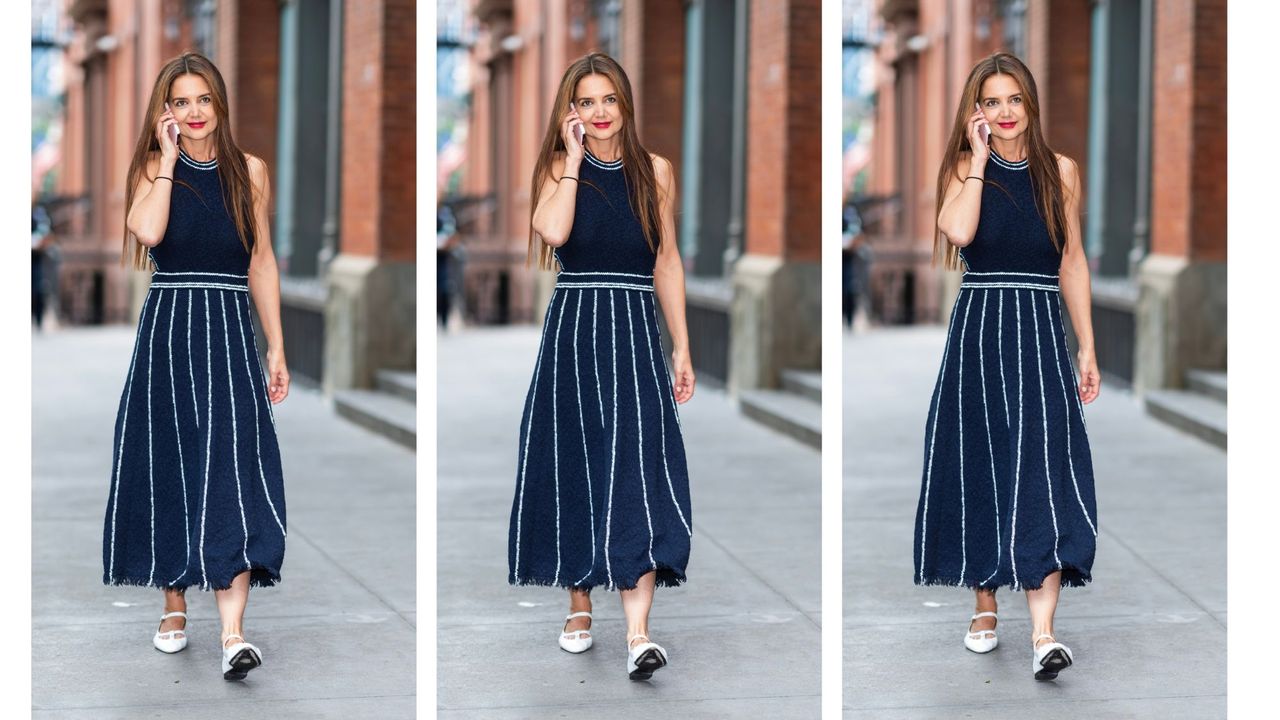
left=157, top=103, right=179, bottom=161
left=562, top=104, right=585, bottom=165
left=968, top=103, right=990, bottom=166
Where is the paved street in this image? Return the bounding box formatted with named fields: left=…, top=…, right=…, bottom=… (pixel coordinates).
left=32, top=327, right=416, bottom=718
left=437, top=326, right=821, bottom=718
left=843, top=327, right=1226, bottom=718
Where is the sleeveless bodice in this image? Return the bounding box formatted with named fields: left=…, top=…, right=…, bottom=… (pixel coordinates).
left=148, top=149, right=253, bottom=281
left=553, top=148, right=657, bottom=280
left=958, top=148, right=1061, bottom=278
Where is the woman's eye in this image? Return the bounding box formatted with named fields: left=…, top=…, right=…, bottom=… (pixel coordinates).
left=200, top=97, right=211, bottom=104
left=1011, top=96, right=1021, bottom=104
left=605, top=96, right=616, bottom=104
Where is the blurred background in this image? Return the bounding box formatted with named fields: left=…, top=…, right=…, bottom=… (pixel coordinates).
left=843, top=0, right=1226, bottom=441
left=438, top=0, right=822, bottom=443
left=31, top=0, right=416, bottom=425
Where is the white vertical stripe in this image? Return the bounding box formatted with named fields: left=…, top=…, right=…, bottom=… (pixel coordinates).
left=593, top=290, right=604, bottom=429
left=1054, top=300, right=1091, bottom=433
left=552, top=294, right=568, bottom=586
left=604, top=290, right=619, bottom=587
left=626, top=293, right=657, bottom=568
left=957, top=291, right=974, bottom=583
left=167, top=290, right=191, bottom=585
left=241, top=306, right=278, bottom=430
left=649, top=296, right=682, bottom=430
left=220, top=294, right=252, bottom=568
left=199, top=290, right=212, bottom=588
left=642, top=294, right=691, bottom=536
left=1013, top=288, right=1024, bottom=586
left=513, top=289, right=557, bottom=583
left=918, top=285, right=962, bottom=583
left=188, top=290, right=198, bottom=428
left=572, top=291, right=597, bottom=586
left=978, top=291, right=1003, bottom=586
left=146, top=291, right=162, bottom=585
left=998, top=290, right=1010, bottom=429
left=1045, top=294, right=1096, bottom=536
left=1032, top=295, right=1063, bottom=569
left=108, top=292, right=153, bottom=581
left=236, top=294, right=286, bottom=537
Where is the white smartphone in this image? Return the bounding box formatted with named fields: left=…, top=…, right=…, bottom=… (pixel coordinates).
left=569, top=101, right=585, bottom=146
left=164, top=102, right=180, bottom=146
left=975, top=102, right=990, bottom=145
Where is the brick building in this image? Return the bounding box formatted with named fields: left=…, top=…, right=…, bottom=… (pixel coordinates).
left=55, top=0, right=415, bottom=396
left=860, top=0, right=1226, bottom=395
left=453, top=0, right=821, bottom=394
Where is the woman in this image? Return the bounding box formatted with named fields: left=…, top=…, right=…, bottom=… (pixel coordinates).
left=103, top=52, right=289, bottom=681
left=913, top=52, right=1099, bottom=681
left=507, top=52, right=696, bottom=681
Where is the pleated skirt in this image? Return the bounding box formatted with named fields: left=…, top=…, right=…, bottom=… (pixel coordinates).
left=103, top=285, right=287, bottom=591
left=914, top=280, right=1097, bottom=591
left=508, top=283, right=693, bottom=591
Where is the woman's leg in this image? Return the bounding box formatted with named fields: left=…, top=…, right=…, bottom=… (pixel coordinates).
left=214, top=570, right=252, bottom=647
left=971, top=587, right=998, bottom=634
left=565, top=587, right=592, bottom=635
left=619, top=570, right=657, bottom=645
left=1025, top=570, right=1062, bottom=645
left=159, top=587, right=187, bottom=637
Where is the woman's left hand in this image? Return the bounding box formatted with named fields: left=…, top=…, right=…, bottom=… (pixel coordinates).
left=1076, top=349, right=1100, bottom=404
left=266, top=348, right=291, bottom=404
left=671, top=350, right=695, bottom=404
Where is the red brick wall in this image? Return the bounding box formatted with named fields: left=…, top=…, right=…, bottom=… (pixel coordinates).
left=744, top=0, right=821, bottom=262
left=1043, top=0, right=1091, bottom=180
left=636, top=0, right=684, bottom=176
left=341, top=0, right=383, bottom=259
left=381, top=0, right=417, bottom=262
left=226, top=0, right=280, bottom=176
left=1190, top=0, right=1226, bottom=262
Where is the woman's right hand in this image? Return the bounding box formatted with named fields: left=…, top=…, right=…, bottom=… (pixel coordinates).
left=967, top=107, right=990, bottom=165
left=155, top=109, right=178, bottom=161
left=561, top=108, right=584, bottom=163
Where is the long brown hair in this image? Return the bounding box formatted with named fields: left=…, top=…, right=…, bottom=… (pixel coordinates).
left=123, top=52, right=256, bottom=270
left=933, top=52, right=1070, bottom=271
left=527, top=52, right=662, bottom=270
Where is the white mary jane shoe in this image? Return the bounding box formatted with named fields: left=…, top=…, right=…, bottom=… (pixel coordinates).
left=963, top=611, right=998, bottom=653
left=1032, top=634, right=1073, bottom=680
left=152, top=611, right=188, bottom=653
left=558, top=611, right=593, bottom=654
left=221, top=634, right=263, bottom=680
left=626, top=634, right=668, bottom=681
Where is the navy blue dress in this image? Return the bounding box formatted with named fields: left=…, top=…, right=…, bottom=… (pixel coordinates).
left=913, top=148, right=1098, bottom=591
left=103, top=148, right=287, bottom=592
left=508, top=148, right=693, bottom=591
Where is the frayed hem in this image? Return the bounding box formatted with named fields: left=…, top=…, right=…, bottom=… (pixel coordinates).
left=915, top=567, right=1092, bottom=592
left=105, top=567, right=282, bottom=592
left=510, top=566, right=687, bottom=593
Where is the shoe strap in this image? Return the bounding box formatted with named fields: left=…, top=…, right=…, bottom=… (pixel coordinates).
left=160, top=611, right=188, bottom=620
left=564, top=611, right=592, bottom=621
left=971, top=611, right=997, bottom=620
left=223, top=633, right=244, bottom=645
left=628, top=634, right=650, bottom=646
left=1033, top=633, right=1056, bottom=645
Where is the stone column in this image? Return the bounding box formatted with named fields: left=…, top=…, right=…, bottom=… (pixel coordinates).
left=730, top=0, right=821, bottom=393
left=1134, top=0, right=1226, bottom=393
left=325, top=0, right=416, bottom=394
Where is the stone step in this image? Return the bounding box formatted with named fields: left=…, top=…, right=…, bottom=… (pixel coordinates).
left=1144, top=389, right=1227, bottom=451
left=334, top=388, right=416, bottom=451
left=739, top=388, right=821, bottom=450
left=376, top=369, right=417, bottom=403
left=780, top=368, right=822, bottom=403
left=1185, top=368, right=1227, bottom=404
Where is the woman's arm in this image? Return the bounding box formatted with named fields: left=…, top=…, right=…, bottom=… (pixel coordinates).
left=938, top=108, right=993, bottom=246
left=127, top=111, right=181, bottom=246
left=531, top=108, right=587, bottom=247
left=1056, top=154, right=1100, bottom=404
left=651, top=154, right=695, bottom=404
left=246, top=154, right=290, bottom=404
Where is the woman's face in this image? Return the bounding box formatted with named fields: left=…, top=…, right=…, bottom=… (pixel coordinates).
left=977, top=73, right=1027, bottom=142
left=168, top=74, right=218, bottom=142
left=573, top=73, right=623, bottom=144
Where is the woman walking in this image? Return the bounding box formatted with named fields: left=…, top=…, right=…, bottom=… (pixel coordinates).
left=103, top=52, right=289, bottom=681
left=913, top=52, right=1099, bottom=680
left=508, top=52, right=696, bottom=681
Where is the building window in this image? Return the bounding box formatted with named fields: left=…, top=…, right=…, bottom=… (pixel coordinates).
left=593, top=0, right=622, bottom=58
left=185, top=0, right=217, bottom=60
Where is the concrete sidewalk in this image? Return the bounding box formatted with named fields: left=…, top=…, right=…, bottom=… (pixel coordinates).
left=843, top=327, right=1226, bottom=718
left=32, top=327, right=416, bottom=718
left=437, top=327, right=821, bottom=718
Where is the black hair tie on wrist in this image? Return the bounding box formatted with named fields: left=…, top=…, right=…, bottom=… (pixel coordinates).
left=561, top=176, right=578, bottom=183
left=964, top=176, right=983, bottom=183
left=155, top=176, right=173, bottom=182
